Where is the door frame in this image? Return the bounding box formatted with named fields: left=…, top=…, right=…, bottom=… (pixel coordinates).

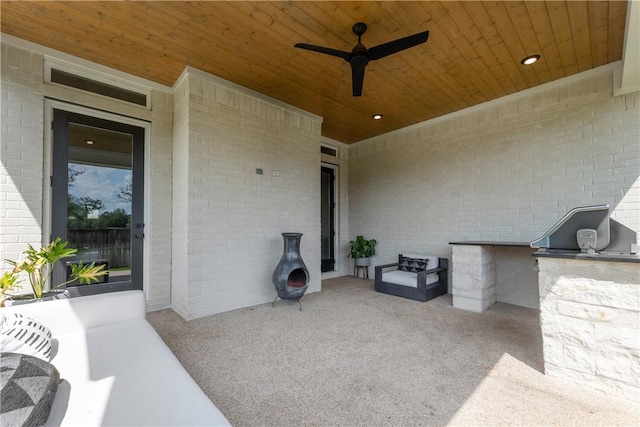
left=321, top=162, right=339, bottom=272
left=44, top=99, right=151, bottom=296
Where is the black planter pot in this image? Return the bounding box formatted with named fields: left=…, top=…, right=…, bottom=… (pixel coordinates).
left=272, top=233, right=309, bottom=304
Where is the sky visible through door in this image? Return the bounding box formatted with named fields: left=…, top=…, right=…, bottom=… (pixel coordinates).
left=68, top=164, right=131, bottom=214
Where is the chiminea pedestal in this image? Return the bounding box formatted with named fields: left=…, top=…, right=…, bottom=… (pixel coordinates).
left=272, top=232, right=309, bottom=310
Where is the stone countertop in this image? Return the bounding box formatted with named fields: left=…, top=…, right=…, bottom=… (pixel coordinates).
left=533, top=249, right=640, bottom=264
left=449, top=241, right=532, bottom=247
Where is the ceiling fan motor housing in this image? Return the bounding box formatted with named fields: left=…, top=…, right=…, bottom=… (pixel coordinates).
left=353, top=22, right=368, bottom=36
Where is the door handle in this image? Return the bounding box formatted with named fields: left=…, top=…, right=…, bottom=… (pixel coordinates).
left=134, top=223, right=144, bottom=239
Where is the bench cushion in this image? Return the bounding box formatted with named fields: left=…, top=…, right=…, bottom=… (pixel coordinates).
left=382, top=270, right=439, bottom=288
left=2, top=291, right=231, bottom=427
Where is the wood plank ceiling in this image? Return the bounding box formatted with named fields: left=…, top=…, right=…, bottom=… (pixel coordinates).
left=0, top=1, right=628, bottom=144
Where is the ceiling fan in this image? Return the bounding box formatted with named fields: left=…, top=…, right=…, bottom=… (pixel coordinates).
left=294, top=23, right=429, bottom=97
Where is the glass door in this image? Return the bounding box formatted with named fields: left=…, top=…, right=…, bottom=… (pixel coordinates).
left=51, top=110, right=144, bottom=295
left=321, top=166, right=336, bottom=272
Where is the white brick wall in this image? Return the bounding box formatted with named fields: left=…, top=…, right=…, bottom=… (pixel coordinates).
left=171, top=75, right=190, bottom=318
left=1, top=43, right=45, bottom=293
left=145, top=89, right=174, bottom=311
left=349, top=66, right=640, bottom=266
left=172, top=69, right=322, bottom=320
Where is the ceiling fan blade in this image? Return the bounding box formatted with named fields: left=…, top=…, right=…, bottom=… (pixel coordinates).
left=368, top=31, right=429, bottom=61
left=350, top=59, right=367, bottom=97
left=294, top=43, right=350, bottom=61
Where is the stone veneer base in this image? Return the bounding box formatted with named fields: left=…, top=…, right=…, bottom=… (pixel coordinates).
left=537, top=256, right=640, bottom=403
left=451, top=243, right=500, bottom=313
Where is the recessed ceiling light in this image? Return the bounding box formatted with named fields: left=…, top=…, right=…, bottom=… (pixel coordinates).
left=85, top=140, right=95, bottom=145
left=521, top=54, right=540, bottom=65
left=372, top=114, right=383, bottom=120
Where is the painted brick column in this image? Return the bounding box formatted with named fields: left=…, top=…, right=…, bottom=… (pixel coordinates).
left=537, top=257, right=640, bottom=403
left=451, top=245, right=497, bottom=312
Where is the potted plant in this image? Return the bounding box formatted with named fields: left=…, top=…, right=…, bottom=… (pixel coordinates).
left=348, top=235, right=377, bottom=266
left=2, top=237, right=108, bottom=305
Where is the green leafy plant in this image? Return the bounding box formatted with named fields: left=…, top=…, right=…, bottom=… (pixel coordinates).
left=3, top=237, right=108, bottom=300
left=348, top=235, right=377, bottom=259
left=0, top=272, right=20, bottom=307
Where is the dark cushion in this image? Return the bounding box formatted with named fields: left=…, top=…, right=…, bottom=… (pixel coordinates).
left=0, top=352, right=60, bottom=427
left=398, top=256, right=429, bottom=273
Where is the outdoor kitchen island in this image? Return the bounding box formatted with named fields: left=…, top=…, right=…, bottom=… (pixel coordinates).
left=533, top=249, right=640, bottom=403
left=451, top=239, right=640, bottom=403
left=449, top=241, right=539, bottom=313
